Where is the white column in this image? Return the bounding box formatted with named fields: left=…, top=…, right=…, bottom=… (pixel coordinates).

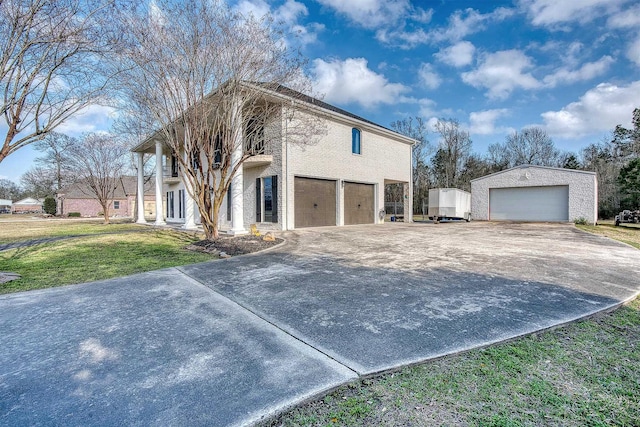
left=182, top=152, right=197, bottom=229
left=154, top=140, right=166, bottom=225
left=228, top=99, right=246, bottom=235
left=136, top=152, right=147, bottom=224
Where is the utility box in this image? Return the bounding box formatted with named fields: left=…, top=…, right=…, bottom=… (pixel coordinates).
left=428, top=188, right=471, bottom=221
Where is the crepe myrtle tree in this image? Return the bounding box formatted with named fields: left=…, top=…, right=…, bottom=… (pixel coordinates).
left=0, top=0, right=122, bottom=164
left=116, top=0, right=324, bottom=239
left=66, top=133, right=129, bottom=224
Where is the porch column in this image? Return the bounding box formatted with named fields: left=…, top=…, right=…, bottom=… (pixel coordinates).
left=404, top=182, right=413, bottom=223
left=136, top=152, right=147, bottom=224
left=154, top=140, right=166, bottom=225
left=182, top=152, right=197, bottom=229
left=228, top=99, right=246, bottom=235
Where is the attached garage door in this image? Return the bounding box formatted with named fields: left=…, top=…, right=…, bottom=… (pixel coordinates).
left=489, top=186, right=569, bottom=221
left=344, top=182, right=374, bottom=225
left=294, top=177, right=336, bottom=228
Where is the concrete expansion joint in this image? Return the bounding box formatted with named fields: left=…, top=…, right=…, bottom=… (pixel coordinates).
left=175, top=266, right=359, bottom=377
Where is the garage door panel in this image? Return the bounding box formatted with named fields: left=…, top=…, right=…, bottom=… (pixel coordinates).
left=490, top=186, right=569, bottom=221
left=295, top=177, right=336, bottom=228
left=344, top=182, right=374, bottom=225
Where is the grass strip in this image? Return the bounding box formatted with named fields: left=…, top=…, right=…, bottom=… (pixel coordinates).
left=0, top=229, right=213, bottom=294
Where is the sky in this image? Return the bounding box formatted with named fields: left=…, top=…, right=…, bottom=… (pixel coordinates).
left=2, top=0, right=639, bottom=183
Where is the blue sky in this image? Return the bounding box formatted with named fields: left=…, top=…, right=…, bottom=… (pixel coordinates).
left=2, top=0, right=639, bottom=183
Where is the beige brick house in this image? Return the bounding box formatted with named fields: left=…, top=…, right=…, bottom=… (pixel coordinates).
left=57, top=176, right=157, bottom=218
left=132, top=83, right=415, bottom=232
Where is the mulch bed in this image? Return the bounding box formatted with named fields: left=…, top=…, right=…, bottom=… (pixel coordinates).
left=186, top=234, right=283, bottom=256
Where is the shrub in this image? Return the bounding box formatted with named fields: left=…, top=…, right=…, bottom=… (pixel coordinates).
left=574, top=217, right=588, bottom=225
left=68, top=212, right=81, bottom=217
left=43, top=197, right=57, bottom=215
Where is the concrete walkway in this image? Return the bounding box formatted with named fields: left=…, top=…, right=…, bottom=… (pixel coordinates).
left=1, top=223, right=639, bottom=426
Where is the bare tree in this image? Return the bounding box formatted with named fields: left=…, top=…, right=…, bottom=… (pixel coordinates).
left=116, top=0, right=323, bottom=238
left=66, top=133, right=129, bottom=224
left=491, top=127, right=560, bottom=168
left=20, top=165, right=56, bottom=198
left=33, top=132, right=76, bottom=192
left=432, top=119, right=472, bottom=188
left=390, top=117, right=431, bottom=213
left=0, top=0, right=120, bottom=163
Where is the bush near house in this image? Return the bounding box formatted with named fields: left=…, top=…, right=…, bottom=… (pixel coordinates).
left=68, top=212, right=81, bottom=217
left=43, top=197, right=56, bottom=215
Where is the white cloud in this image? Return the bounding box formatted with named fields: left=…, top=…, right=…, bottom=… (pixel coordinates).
left=57, top=104, right=117, bottom=135
left=627, top=34, right=640, bottom=66
left=418, top=98, right=437, bottom=118
left=461, top=50, right=541, bottom=100
left=519, top=0, right=628, bottom=27
left=316, top=0, right=414, bottom=29
left=540, top=81, right=640, bottom=138
left=429, top=7, right=515, bottom=43
left=469, top=109, right=510, bottom=135
left=435, top=41, right=475, bottom=67
left=543, top=56, right=614, bottom=87
left=235, top=0, right=322, bottom=46
left=311, top=58, right=409, bottom=107
left=418, top=63, right=441, bottom=90
left=606, top=4, right=640, bottom=28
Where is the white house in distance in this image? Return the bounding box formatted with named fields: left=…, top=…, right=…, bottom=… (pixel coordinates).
left=471, top=165, right=598, bottom=224
left=131, top=83, right=415, bottom=232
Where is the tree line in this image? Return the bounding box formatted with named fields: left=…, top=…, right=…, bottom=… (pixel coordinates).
left=390, top=108, right=640, bottom=219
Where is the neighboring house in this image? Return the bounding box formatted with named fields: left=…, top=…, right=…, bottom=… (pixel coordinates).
left=471, top=165, right=598, bottom=224
left=132, top=83, right=415, bottom=232
left=57, top=176, right=157, bottom=218
left=0, top=199, right=12, bottom=213
left=12, top=197, right=43, bottom=213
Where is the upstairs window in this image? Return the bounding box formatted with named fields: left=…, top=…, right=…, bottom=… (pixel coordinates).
left=245, top=117, right=265, bottom=155
left=352, top=128, right=361, bottom=155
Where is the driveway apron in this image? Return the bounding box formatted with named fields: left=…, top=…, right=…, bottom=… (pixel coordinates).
left=1, top=223, right=640, bottom=426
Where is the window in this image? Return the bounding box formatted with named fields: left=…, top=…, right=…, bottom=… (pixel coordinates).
left=227, top=184, right=232, bottom=221
left=113, top=201, right=120, bottom=210
left=178, top=189, right=185, bottom=219
left=256, top=176, right=278, bottom=223
left=167, top=191, right=174, bottom=218
left=214, top=135, right=222, bottom=166
left=352, top=128, right=361, bottom=154
left=171, top=155, right=179, bottom=177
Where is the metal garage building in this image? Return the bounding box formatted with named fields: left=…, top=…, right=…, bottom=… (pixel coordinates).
left=471, top=165, right=598, bottom=224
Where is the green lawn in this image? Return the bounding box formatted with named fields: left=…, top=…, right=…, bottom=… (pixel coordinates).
left=0, top=220, right=214, bottom=294
left=266, top=224, right=640, bottom=427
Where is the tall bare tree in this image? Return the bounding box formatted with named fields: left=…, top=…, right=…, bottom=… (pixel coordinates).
left=432, top=118, right=472, bottom=188
left=390, top=117, right=431, bottom=213
left=66, top=133, right=129, bottom=224
left=116, top=0, right=323, bottom=238
left=488, top=127, right=559, bottom=168
left=33, top=132, right=76, bottom=192
left=0, top=0, right=120, bottom=163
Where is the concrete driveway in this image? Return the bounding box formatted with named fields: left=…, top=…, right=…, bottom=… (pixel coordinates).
left=1, top=223, right=640, bottom=426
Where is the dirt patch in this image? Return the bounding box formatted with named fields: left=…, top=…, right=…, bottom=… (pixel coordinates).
left=186, top=234, right=283, bottom=256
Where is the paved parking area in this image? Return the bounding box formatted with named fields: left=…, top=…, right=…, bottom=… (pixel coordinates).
left=1, top=222, right=640, bottom=426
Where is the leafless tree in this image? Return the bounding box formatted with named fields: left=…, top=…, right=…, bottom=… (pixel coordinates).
left=20, top=165, right=55, bottom=198
left=0, top=0, right=120, bottom=164
left=66, top=133, right=129, bottom=224
left=390, top=117, right=432, bottom=213
left=32, top=132, right=76, bottom=192
left=116, top=0, right=324, bottom=238
left=432, top=118, right=472, bottom=188
left=489, top=127, right=560, bottom=168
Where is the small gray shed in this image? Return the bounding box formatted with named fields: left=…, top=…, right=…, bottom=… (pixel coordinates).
left=471, top=165, right=597, bottom=224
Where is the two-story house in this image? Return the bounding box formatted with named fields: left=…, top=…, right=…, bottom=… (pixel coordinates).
left=131, top=83, right=415, bottom=233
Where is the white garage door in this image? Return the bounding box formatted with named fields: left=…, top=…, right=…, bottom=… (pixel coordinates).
left=489, top=186, right=569, bottom=221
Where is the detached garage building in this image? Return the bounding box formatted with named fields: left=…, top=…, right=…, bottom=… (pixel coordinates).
left=471, top=165, right=597, bottom=224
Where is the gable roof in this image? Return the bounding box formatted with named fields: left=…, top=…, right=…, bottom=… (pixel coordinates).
left=58, top=176, right=155, bottom=199
left=132, top=81, right=417, bottom=152
left=471, top=164, right=597, bottom=182
left=13, top=197, right=43, bottom=205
